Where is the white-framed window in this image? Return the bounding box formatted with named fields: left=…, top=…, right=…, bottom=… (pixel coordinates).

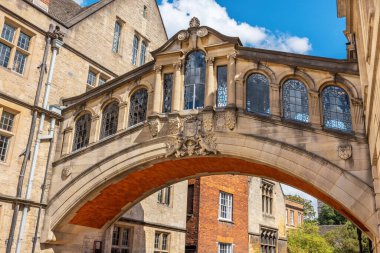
left=111, top=225, right=131, bottom=253
left=139, top=40, right=146, bottom=66
left=87, top=70, right=96, bottom=87
left=131, top=35, right=139, bottom=65
left=290, top=210, right=294, bottom=226
left=0, top=110, right=15, bottom=162
left=154, top=232, right=169, bottom=253
left=219, top=191, right=233, bottom=221
left=157, top=186, right=171, bottom=206
left=0, top=21, right=33, bottom=75
left=112, top=21, right=122, bottom=53
left=298, top=211, right=303, bottom=225
left=218, top=243, right=233, bottom=253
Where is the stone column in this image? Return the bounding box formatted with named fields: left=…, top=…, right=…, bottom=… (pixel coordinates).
left=351, top=98, right=364, bottom=133
left=172, top=61, right=182, bottom=111
left=235, top=79, right=244, bottom=109
left=61, top=127, right=73, bottom=156
left=227, top=52, right=237, bottom=107
left=205, top=57, right=214, bottom=109
left=153, top=65, right=163, bottom=114
left=309, top=90, right=321, bottom=125
left=89, top=115, right=100, bottom=143
left=117, top=101, right=128, bottom=131
left=269, top=84, right=281, bottom=117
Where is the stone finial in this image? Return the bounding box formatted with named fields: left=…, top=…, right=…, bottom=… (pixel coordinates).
left=189, top=17, right=200, bottom=28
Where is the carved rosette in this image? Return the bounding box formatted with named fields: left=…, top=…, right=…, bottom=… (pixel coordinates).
left=338, top=144, right=352, bottom=160
left=178, top=31, right=189, bottom=41
left=166, top=118, right=217, bottom=158
left=225, top=109, right=236, bottom=130
left=148, top=119, right=159, bottom=137
left=177, top=17, right=209, bottom=42
left=196, top=27, right=208, bottom=37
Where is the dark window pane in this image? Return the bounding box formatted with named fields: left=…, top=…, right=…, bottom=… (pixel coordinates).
left=0, top=111, right=15, bottom=131
left=184, top=51, right=206, bottom=109
left=322, top=86, right=352, bottom=131
left=246, top=73, right=270, bottom=114
left=132, top=36, right=139, bottom=65
left=162, top=74, right=173, bottom=113
left=1, top=23, right=15, bottom=42
left=0, top=42, right=11, bottom=67
left=101, top=102, right=119, bottom=139
left=13, top=51, right=27, bottom=74
left=87, top=71, right=96, bottom=86
left=17, top=32, right=31, bottom=51
left=0, top=135, right=9, bottom=161
left=140, top=41, right=146, bottom=66
left=282, top=79, right=309, bottom=122
left=112, top=21, right=121, bottom=53
left=216, top=65, right=227, bottom=107
left=129, top=89, right=148, bottom=126
left=73, top=114, right=91, bottom=151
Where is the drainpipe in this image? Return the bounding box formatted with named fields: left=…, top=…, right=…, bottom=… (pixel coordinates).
left=31, top=105, right=61, bottom=253
left=5, top=25, right=54, bottom=253
left=15, top=37, right=64, bottom=253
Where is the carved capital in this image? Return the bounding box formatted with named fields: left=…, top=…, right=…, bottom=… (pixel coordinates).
left=173, top=61, right=182, bottom=70
left=351, top=98, right=363, bottom=106
left=154, top=65, right=162, bottom=73
left=227, top=51, right=238, bottom=60
left=206, top=57, right=215, bottom=66
left=91, top=114, right=100, bottom=122
left=308, top=90, right=319, bottom=99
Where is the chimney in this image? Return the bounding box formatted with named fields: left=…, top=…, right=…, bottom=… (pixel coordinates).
left=33, top=0, right=49, bottom=12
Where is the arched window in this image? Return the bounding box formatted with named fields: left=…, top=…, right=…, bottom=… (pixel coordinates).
left=100, top=102, right=119, bottom=139
left=246, top=73, right=270, bottom=114
left=184, top=51, right=206, bottom=110
left=129, top=89, right=148, bottom=126
left=282, top=79, right=309, bottom=123
left=322, top=86, right=352, bottom=131
left=140, top=41, right=146, bottom=66
left=73, top=113, right=91, bottom=151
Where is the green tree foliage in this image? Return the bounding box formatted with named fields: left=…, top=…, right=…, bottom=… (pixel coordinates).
left=323, top=222, right=370, bottom=253
left=287, top=221, right=333, bottom=253
left=318, top=203, right=346, bottom=225
left=286, top=194, right=316, bottom=221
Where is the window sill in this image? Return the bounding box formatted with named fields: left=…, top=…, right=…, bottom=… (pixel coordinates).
left=263, top=213, right=275, bottom=219
left=218, top=218, right=234, bottom=224
left=322, top=126, right=355, bottom=136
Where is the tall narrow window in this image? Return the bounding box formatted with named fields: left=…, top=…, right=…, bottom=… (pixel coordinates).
left=218, top=243, right=232, bottom=253
left=154, top=232, right=170, bottom=253
left=112, top=21, right=121, bottom=53
left=13, top=51, right=27, bottom=74
left=140, top=41, right=146, bottom=65
left=187, top=184, right=194, bottom=215
left=262, top=180, right=274, bottom=215
left=157, top=186, right=171, bottom=206
left=322, top=86, right=352, bottom=132
left=73, top=113, right=91, bottom=151
left=0, top=111, right=15, bottom=162
left=290, top=210, right=294, bottom=225
left=219, top=191, right=233, bottom=221
left=246, top=73, right=270, bottom=114
left=87, top=71, right=96, bottom=87
left=100, top=102, right=119, bottom=139
left=298, top=211, right=303, bottom=226
left=216, top=65, right=227, bottom=107
left=283, top=79, right=309, bottom=123
left=260, top=227, right=277, bottom=253
left=0, top=43, right=11, bottom=67
left=17, top=32, right=31, bottom=51
left=162, top=73, right=173, bottom=113
left=128, top=89, right=148, bottom=126
left=184, top=51, right=206, bottom=110
left=1, top=24, right=16, bottom=42
left=131, top=36, right=139, bottom=65
left=143, top=5, right=148, bottom=18
left=111, top=226, right=130, bottom=253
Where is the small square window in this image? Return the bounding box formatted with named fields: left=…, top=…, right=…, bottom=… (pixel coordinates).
left=0, top=111, right=15, bottom=131
left=154, top=232, right=170, bottom=252
left=111, top=226, right=130, bottom=252
left=218, top=243, right=232, bottom=253
left=17, top=32, right=31, bottom=51
left=99, top=77, right=106, bottom=86
left=1, top=23, right=16, bottom=42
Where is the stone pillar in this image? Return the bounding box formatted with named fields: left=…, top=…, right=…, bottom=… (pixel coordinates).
left=309, top=90, right=321, bottom=125
left=235, top=79, right=244, bottom=109
left=61, top=127, right=73, bottom=156
left=117, top=101, right=128, bottom=131
left=153, top=65, right=163, bottom=114
left=227, top=52, right=237, bottom=107
left=89, top=115, right=100, bottom=143
left=172, top=61, right=182, bottom=111
left=351, top=98, right=364, bottom=133
left=205, top=57, right=214, bottom=109
left=270, top=83, right=280, bottom=117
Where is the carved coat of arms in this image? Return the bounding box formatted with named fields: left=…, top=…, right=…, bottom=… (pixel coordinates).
left=337, top=144, right=352, bottom=160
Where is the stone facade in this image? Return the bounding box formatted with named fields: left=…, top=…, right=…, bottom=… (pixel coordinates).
left=0, top=0, right=167, bottom=252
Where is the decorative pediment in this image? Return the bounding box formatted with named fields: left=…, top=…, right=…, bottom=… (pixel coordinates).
left=151, top=17, right=242, bottom=57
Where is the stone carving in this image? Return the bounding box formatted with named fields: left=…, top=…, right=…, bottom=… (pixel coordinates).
left=202, top=112, right=213, bottom=132
left=215, top=112, right=226, bottom=131
left=62, top=166, right=72, bottom=178
left=189, top=17, right=200, bottom=28
left=338, top=144, right=352, bottom=160
left=166, top=117, right=217, bottom=157
left=196, top=27, right=208, bottom=37
left=178, top=31, right=189, bottom=41
left=168, top=117, right=180, bottom=135
left=225, top=109, right=236, bottom=130
left=148, top=119, right=159, bottom=137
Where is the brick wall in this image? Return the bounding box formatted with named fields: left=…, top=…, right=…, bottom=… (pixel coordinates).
left=186, top=178, right=200, bottom=250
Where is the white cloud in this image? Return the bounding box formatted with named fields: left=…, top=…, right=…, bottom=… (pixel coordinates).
left=73, top=0, right=85, bottom=5
left=159, top=0, right=312, bottom=54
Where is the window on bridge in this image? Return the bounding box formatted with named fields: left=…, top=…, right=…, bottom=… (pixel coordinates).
left=73, top=113, right=91, bottom=151
left=100, top=101, right=119, bottom=139
left=282, top=79, right=309, bottom=123
left=246, top=73, right=270, bottom=115
left=184, top=50, right=206, bottom=110
left=128, top=88, right=148, bottom=127
left=216, top=65, right=227, bottom=108
left=162, top=73, right=173, bottom=113
left=322, top=86, right=352, bottom=132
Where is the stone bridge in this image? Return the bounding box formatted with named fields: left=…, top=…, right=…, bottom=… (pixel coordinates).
left=42, top=18, right=376, bottom=250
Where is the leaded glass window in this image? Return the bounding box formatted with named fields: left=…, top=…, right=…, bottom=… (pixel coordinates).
left=99, top=77, right=106, bottom=86
left=322, top=86, right=352, bottom=131
left=154, top=232, right=170, bottom=252
left=112, top=21, right=121, bottom=53
left=184, top=51, right=206, bottom=110
left=162, top=74, right=173, bottom=113
left=216, top=65, right=227, bottom=107
left=246, top=73, right=270, bottom=114
left=0, top=135, right=9, bottom=162
left=17, top=32, right=31, bottom=51
left=140, top=41, right=146, bottom=66
left=261, top=227, right=277, bottom=253
left=0, top=111, right=14, bottom=131
left=128, top=89, right=148, bottom=126
left=0, top=42, right=11, bottom=68
left=101, top=102, right=119, bottom=139
left=131, top=36, right=139, bottom=65
left=73, top=113, right=91, bottom=151
left=1, top=24, right=16, bottom=42
left=13, top=51, right=27, bottom=74
left=111, top=226, right=130, bottom=253
left=87, top=71, right=96, bottom=86
left=282, top=79, right=309, bottom=123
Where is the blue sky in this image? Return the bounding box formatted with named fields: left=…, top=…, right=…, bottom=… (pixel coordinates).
left=78, top=0, right=347, bottom=59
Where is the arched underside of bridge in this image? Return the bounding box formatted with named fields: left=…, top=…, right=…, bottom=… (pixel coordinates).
left=45, top=133, right=377, bottom=243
